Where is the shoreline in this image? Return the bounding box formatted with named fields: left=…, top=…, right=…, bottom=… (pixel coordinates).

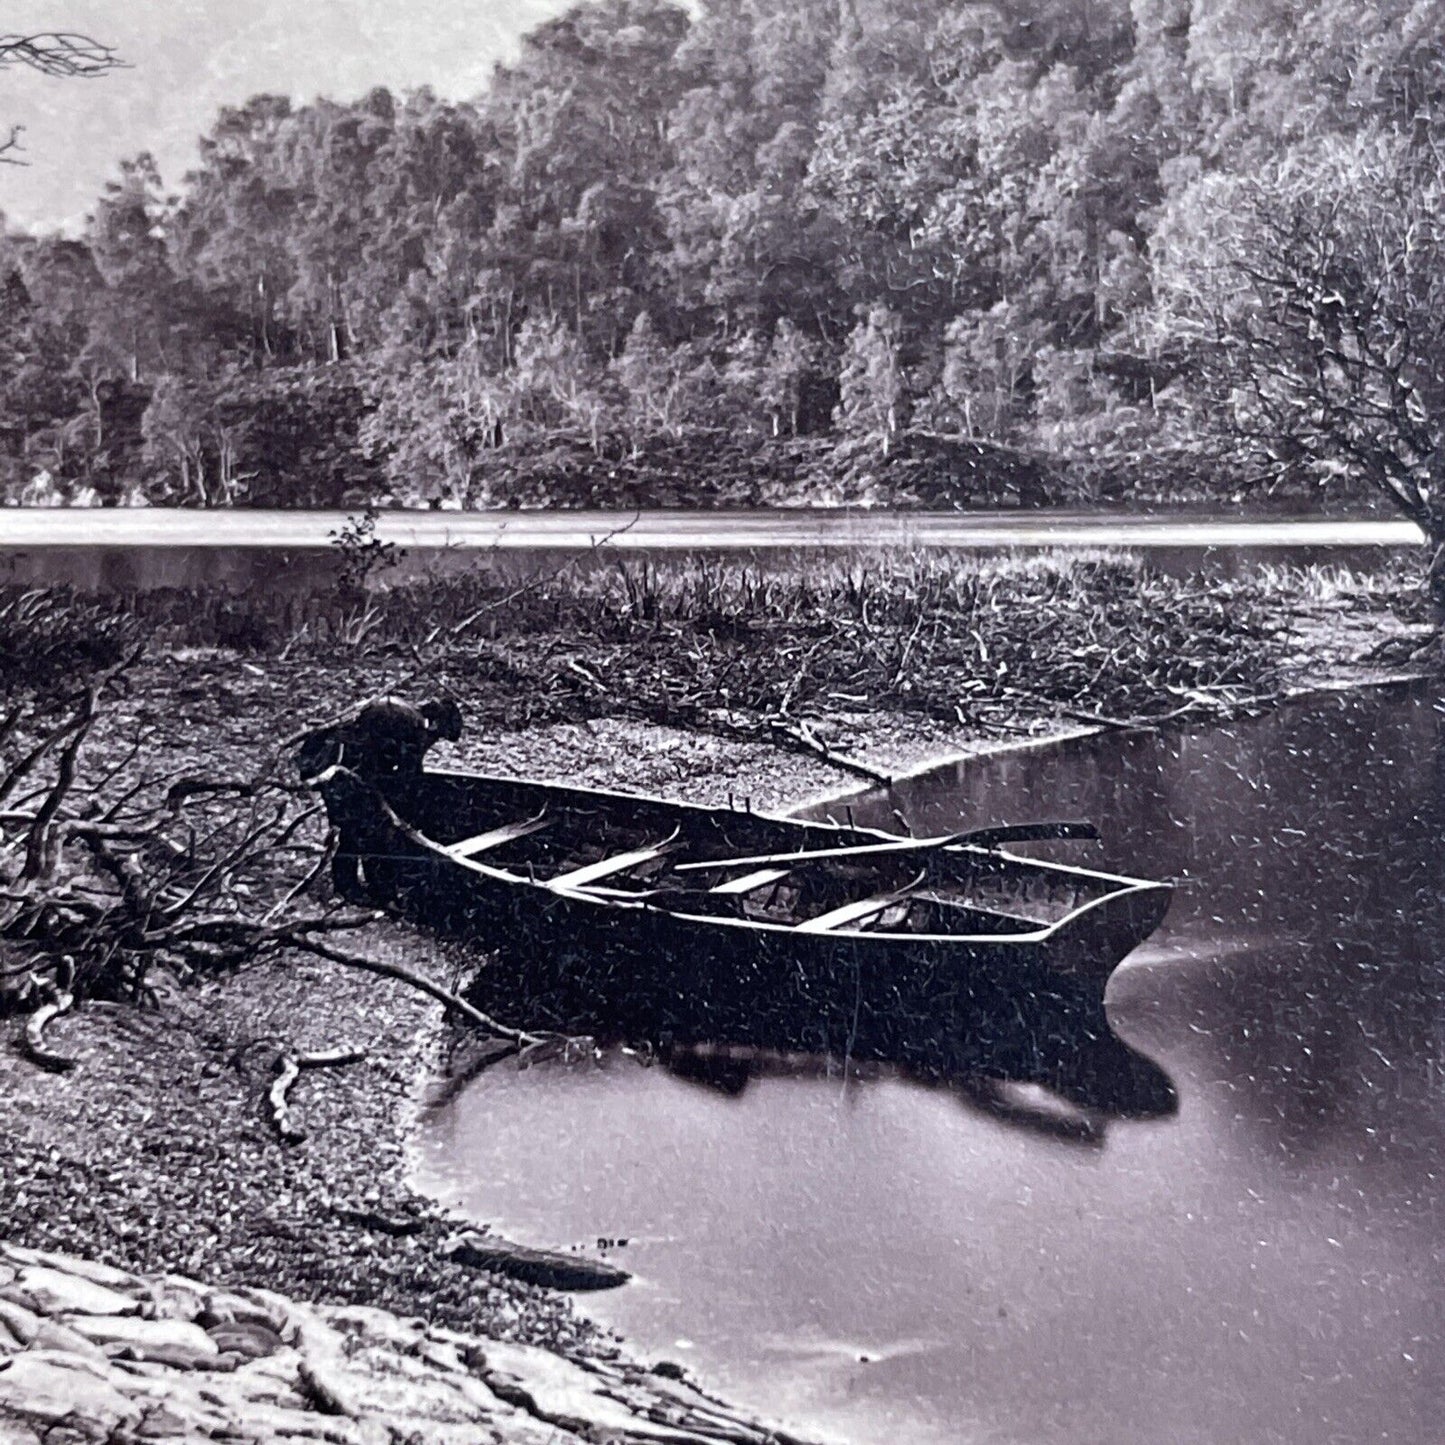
left=0, top=556, right=1436, bottom=1441
left=1, top=667, right=1431, bottom=1442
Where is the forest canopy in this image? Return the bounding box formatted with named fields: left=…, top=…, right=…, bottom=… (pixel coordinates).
left=2, top=0, right=1443, bottom=513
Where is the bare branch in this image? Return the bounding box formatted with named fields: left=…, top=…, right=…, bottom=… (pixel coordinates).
left=0, top=33, right=126, bottom=78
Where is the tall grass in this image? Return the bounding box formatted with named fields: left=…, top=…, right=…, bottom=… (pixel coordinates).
left=18, top=550, right=1408, bottom=728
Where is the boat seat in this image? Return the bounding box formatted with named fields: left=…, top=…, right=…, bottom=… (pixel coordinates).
left=708, top=866, right=792, bottom=897
left=794, top=876, right=922, bottom=935
left=550, top=837, right=684, bottom=890
left=447, top=813, right=552, bottom=859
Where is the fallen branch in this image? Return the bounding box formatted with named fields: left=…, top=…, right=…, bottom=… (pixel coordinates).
left=767, top=719, right=892, bottom=787
left=21, top=958, right=76, bottom=1072
left=267, top=1045, right=368, bottom=1144
left=281, top=932, right=550, bottom=1047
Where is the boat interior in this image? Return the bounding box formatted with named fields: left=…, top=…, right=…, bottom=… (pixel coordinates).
left=398, top=777, right=1136, bottom=940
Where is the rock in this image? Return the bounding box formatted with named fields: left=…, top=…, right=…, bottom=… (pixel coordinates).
left=441, top=1231, right=631, bottom=1292
left=295, top=1356, right=358, bottom=1418
left=473, top=1339, right=677, bottom=1438
left=0, top=1299, right=41, bottom=1346
left=202, top=1286, right=292, bottom=1338
left=11, top=1266, right=141, bottom=1319
left=323, top=1304, right=424, bottom=1352
left=419, top=1339, right=468, bottom=1375
left=145, top=1275, right=208, bottom=1324
left=0, top=1350, right=140, bottom=1434
left=63, top=1317, right=219, bottom=1370
left=123, top=1397, right=199, bottom=1438
left=1, top=1246, right=141, bottom=1293
left=31, top=1319, right=110, bottom=1364
left=0, top=1250, right=803, bottom=1445
left=204, top=1321, right=283, bottom=1361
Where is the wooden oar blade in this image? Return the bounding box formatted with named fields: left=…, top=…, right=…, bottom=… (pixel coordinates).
left=950, top=821, right=1100, bottom=848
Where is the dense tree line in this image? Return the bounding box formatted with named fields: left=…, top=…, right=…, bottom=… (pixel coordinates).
left=2, top=0, right=1443, bottom=514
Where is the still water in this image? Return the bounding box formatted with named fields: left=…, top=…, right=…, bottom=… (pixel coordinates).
left=0, top=508, right=1424, bottom=593
left=413, top=687, right=1445, bottom=1445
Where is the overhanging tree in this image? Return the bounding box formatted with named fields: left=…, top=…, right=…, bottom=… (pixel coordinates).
left=1152, top=129, right=1445, bottom=610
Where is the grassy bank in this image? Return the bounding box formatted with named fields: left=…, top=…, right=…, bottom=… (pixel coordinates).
left=95, top=547, right=1428, bottom=743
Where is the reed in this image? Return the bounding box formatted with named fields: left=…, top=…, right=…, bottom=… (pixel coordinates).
left=9, top=550, right=1413, bottom=733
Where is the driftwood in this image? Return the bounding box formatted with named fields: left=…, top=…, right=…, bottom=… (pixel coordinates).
left=766, top=718, right=892, bottom=786
left=423, top=1036, right=520, bottom=1112
left=22, top=959, right=76, bottom=1072
left=267, top=1046, right=368, bottom=1145
left=441, top=1229, right=630, bottom=1292
left=282, top=934, right=549, bottom=1047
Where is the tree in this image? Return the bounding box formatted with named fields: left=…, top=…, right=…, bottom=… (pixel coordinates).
left=360, top=342, right=508, bottom=507
left=1152, top=129, right=1445, bottom=606
left=835, top=304, right=903, bottom=457
left=939, top=304, right=1045, bottom=443
left=757, top=319, right=818, bottom=437
left=611, top=311, right=694, bottom=447
left=511, top=314, right=609, bottom=452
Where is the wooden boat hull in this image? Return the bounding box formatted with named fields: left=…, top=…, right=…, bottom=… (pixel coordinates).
left=309, top=765, right=1171, bottom=1062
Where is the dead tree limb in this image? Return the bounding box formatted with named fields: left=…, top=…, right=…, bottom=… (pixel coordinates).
left=281, top=932, right=549, bottom=1046
left=21, top=682, right=99, bottom=881
left=267, top=1046, right=368, bottom=1144
left=21, top=958, right=76, bottom=1072
left=767, top=719, right=893, bottom=787
left=0, top=33, right=126, bottom=78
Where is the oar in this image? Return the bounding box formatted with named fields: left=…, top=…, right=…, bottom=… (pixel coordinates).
left=673, top=820, right=1100, bottom=875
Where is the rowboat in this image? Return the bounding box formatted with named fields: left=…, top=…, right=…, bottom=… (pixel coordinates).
left=305, top=756, right=1171, bottom=1064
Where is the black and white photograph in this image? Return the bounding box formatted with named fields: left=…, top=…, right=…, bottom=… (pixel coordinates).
left=1, top=2, right=1442, bottom=1441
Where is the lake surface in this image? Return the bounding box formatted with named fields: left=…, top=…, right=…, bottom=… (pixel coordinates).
left=0, top=507, right=1424, bottom=593
left=413, top=685, right=1445, bottom=1445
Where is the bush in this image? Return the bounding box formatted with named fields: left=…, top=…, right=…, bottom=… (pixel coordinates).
left=0, top=589, right=145, bottom=696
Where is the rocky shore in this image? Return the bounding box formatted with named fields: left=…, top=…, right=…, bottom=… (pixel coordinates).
left=0, top=1242, right=809, bottom=1443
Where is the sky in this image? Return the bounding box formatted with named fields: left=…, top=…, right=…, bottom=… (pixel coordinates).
left=0, top=0, right=570, bottom=234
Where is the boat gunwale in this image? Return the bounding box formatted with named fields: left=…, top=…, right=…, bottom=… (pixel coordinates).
left=418, top=765, right=1170, bottom=893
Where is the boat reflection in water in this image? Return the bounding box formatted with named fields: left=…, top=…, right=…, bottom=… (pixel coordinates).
left=658, top=1007, right=1176, bottom=1149
left=464, top=941, right=1177, bottom=1149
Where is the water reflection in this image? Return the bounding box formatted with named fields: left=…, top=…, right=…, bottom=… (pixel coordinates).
left=657, top=997, right=1178, bottom=1148
left=468, top=893, right=1178, bottom=1135
left=417, top=685, right=1445, bottom=1445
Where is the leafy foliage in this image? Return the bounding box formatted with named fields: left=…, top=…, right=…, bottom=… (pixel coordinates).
left=1, top=0, right=1441, bottom=514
